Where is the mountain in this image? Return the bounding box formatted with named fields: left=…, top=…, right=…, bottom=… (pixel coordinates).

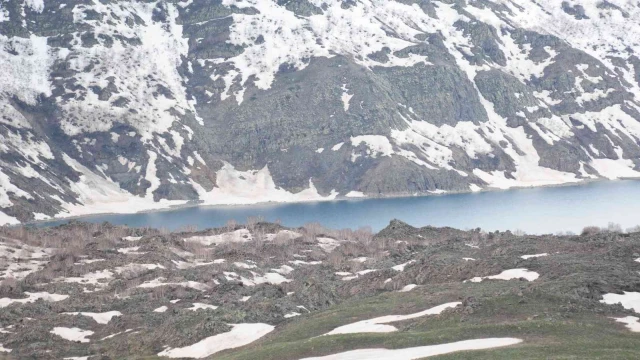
left=1, top=0, right=640, bottom=224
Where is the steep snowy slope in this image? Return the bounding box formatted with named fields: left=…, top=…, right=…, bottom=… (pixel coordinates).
left=1, top=0, right=640, bottom=223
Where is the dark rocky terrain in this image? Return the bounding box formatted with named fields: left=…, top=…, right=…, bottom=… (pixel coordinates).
left=2, top=0, right=640, bottom=223
left=0, top=220, right=638, bottom=358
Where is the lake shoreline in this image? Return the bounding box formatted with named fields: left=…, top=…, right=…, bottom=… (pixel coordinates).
left=30, top=177, right=640, bottom=230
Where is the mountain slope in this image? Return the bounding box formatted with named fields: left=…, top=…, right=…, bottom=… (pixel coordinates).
left=1, top=0, right=640, bottom=223
left=0, top=221, right=639, bottom=358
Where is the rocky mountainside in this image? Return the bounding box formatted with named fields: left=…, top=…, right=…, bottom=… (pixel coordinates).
left=0, top=220, right=638, bottom=358
left=2, top=0, right=640, bottom=224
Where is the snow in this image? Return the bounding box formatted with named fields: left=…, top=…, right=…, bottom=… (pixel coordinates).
left=463, top=258, right=476, bottom=261
left=154, top=306, right=168, bottom=313
left=521, top=253, right=548, bottom=260
left=289, top=260, right=322, bottom=266
left=0, top=259, right=48, bottom=280
left=613, top=316, right=640, bottom=332
left=138, top=278, right=211, bottom=291
left=351, top=135, right=394, bottom=159
left=600, top=292, right=640, bottom=313
left=399, top=284, right=417, bottom=292
left=172, top=260, right=215, bottom=269
left=264, top=230, right=302, bottom=241
left=59, top=269, right=114, bottom=289
left=63, top=311, right=122, bottom=324
left=324, top=302, right=461, bottom=335
left=0, top=344, right=10, bottom=353
left=0, top=211, right=19, bottom=226
left=284, top=312, right=301, bottom=318
left=317, top=237, right=341, bottom=252
left=332, top=142, right=344, bottom=151
left=185, top=229, right=252, bottom=246
left=58, top=1, right=197, bottom=137
left=115, top=263, right=165, bottom=274
left=51, top=327, right=94, bottom=343
left=0, top=292, right=67, bottom=308
left=345, top=191, right=365, bottom=198
left=54, top=154, right=186, bottom=220
left=191, top=163, right=338, bottom=206
left=225, top=271, right=291, bottom=286
left=392, top=260, right=415, bottom=272
left=24, top=0, right=45, bottom=13
left=0, top=34, right=52, bottom=106
left=188, top=303, right=219, bottom=311
left=101, top=329, right=134, bottom=340
left=123, top=236, right=142, bottom=242
left=341, top=84, right=353, bottom=111
left=213, top=0, right=428, bottom=103
left=299, top=338, right=523, bottom=360
left=234, top=261, right=258, bottom=269
left=157, top=323, right=274, bottom=358
left=466, top=269, right=539, bottom=283
left=269, top=264, right=293, bottom=274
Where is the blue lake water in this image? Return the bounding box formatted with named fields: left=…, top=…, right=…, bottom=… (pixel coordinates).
left=41, top=180, right=640, bottom=234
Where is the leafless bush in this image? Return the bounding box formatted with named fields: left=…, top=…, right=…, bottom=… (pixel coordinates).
left=581, top=226, right=601, bottom=236
left=513, top=229, right=526, bottom=237
left=177, top=225, right=199, bottom=233
left=626, top=225, right=640, bottom=234
left=606, top=222, right=622, bottom=233
left=327, top=251, right=347, bottom=268
left=246, top=216, right=264, bottom=231
left=0, top=278, right=22, bottom=296
left=225, top=219, right=238, bottom=232
left=184, top=241, right=211, bottom=260
left=273, top=231, right=295, bottom=246
left=353, top=226, right=373, bottom=245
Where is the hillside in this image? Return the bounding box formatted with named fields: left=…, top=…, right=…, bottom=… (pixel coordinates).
left=0, top=220, right=638, bottom=358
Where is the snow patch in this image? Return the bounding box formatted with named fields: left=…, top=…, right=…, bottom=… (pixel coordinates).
left=299, top=338, right=523, bottom=360
left=324, top=302, right=461, bottom=335
left=601, top=292, right=640, bottom=313
left=466, top=268, right=539, bottom=283
left=51, top=327, right=93, bottom=343
left=157, top=323, right=274, bottom=358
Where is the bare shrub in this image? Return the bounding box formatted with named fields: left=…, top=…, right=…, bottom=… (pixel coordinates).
left=177, top=225, right=199, bottom=233
left=184, top=241, right=211, bottom=260
left=327, top=251, right=347, bottom=268
left=353, top=226, right=373, bottom=245
left=273, top=232, right=295, bottom=246
left=581, top=226, right=601, bottom=236
left=513, top=229, right=526, bottom=237
left=626, top=225, right=640, bottom=234
left=246, top=216, right=264, bottom=231
left=0, top=278, right=22, bottom=296
left=606, top=222, right=622, bottom=233
left=225, top=219, right=238, bottom=232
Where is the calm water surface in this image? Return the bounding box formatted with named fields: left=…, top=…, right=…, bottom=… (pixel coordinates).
left=42, top=180, right=640, bottom=234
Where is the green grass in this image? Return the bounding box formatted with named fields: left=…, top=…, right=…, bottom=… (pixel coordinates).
left=210, top=284, right=640, bottom=360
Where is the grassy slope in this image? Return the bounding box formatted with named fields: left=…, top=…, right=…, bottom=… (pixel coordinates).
left=211, top=282, right=640, bottom=360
